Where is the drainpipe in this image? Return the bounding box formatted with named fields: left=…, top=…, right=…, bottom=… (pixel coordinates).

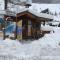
left=15, top=15, right=17, bottom=40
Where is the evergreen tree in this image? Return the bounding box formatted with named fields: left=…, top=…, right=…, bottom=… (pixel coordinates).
left=55, top=12, right=57, bottom=16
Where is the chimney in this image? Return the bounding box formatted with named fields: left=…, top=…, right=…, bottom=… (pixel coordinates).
left=25, top=0, right=32, bottom=8
left=5, top=0, right=8, bottom=9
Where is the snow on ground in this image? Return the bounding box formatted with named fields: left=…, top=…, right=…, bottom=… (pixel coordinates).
left=39, top=27, right=60, bottom=47
left=41, top=25, right=54, bottom=31
left=0, top=27, right=60, bottom=60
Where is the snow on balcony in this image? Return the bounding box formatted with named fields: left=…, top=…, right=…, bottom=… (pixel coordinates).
left=41, top=25, right=53, bottom=31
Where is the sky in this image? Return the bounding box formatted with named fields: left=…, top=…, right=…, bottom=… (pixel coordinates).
left=5, top=0, right=60, bottom=3
left=32, top=0, right=60, bottom=3
left=9, top=0, right=60, bottom=3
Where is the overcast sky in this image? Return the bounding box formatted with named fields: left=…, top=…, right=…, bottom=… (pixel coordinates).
left=32, top=0, right=60, bottom=3
left=9, top=0, right=60, bottom=3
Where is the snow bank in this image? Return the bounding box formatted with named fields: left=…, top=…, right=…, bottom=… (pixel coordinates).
left=41, top=25, right=53, bottom=31
left=39, top=27, right=60, bottom=48
left=0, top=39, right=41, bottom=60
left=0, top=27, right=60, bottom=60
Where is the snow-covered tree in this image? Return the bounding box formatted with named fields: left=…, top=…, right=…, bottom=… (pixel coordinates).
left=55, top=12, right=57, bottom=16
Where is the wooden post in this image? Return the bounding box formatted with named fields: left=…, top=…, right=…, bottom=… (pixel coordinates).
left=40, top=22, right=41, bottom=33
left=43, top=21, right=45, bottom=26
left=15, top=15, right=17, bottom=39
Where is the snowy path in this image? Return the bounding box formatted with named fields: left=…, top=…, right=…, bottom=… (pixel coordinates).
left=0, top=27, right=60, bottom=60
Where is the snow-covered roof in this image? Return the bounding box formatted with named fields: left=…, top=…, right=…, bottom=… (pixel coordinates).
left=5, top=10, right=16, bottom=16
left=9, top=0, right=32, bottom=5
left=0, top=10, right=16, bottom=16
left=28, top=9, right=53, bottom=19
left=41, top=25, right=53, bottom=31
left=52, top=22, right=60, bottom=25
left=0, top=10, right=6, bottom=15
left=0, top=8, right=54, bottom=19
left=54, top=16, right=60, bottom=22
left=6, top=8, right=54, bottom=19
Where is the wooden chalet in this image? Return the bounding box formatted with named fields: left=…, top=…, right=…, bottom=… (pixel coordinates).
left=4, top=9, right=53, bottom=40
